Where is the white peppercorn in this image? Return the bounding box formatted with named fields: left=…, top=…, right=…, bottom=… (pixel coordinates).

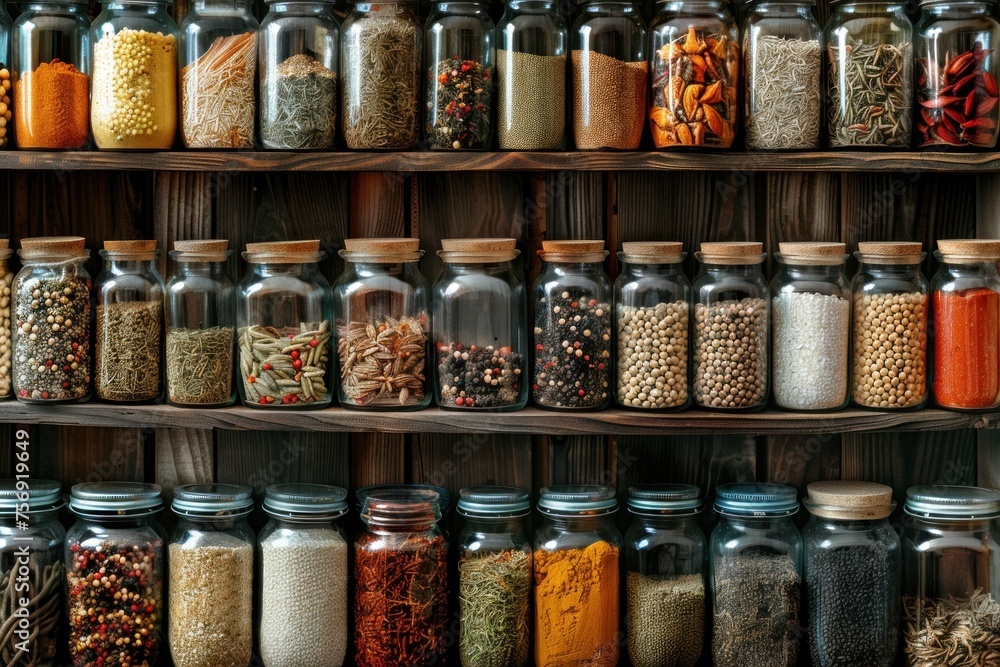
left=852, top=291, right=927, bottom=409
left=617, top=302, right=689, bottom=409
left=693, top=297, right=768, bottom=409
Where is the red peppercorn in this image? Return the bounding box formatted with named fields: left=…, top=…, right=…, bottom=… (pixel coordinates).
left=290, top=350, right=300, bottom=360
left=262, top=363, right=272, bottom=371
left=292, top=359, right=303, bottom=370
left=455, top=397, right=464, bottom=406
left=309, top=338, right=319, bottom=348
left=578, top=389, right=586, bottom=396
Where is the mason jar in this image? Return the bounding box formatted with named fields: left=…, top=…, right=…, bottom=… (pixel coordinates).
left=237, top=240, right=332, bottom=408
left=457, top=486, right=532, bottom=667
left=534, top=485, right=621, bottom=667
left=0, top=479, right=65, bottom=667
left=931, top=239, right=1000, bottom=410
left=165, top=240, right=235, bottom=407
left=66, top=482, right=166, bottom=667
left=13, top=236, right=91, bottom=403
left=624, top=484, right=705, bottom=667
left=825, top=0, right=913, bottom=147
left=95, top=240, right=165, bottom=403
left=341, top=0, right=422, bottom=149
left=169, top=484, right=254, bottom=667
left=803, top=481, right=899, bottom=667
left=771, top=242, right=851, bottom=411
left=334, top=238, right=430, bottom=410
left=433, top=238, right=526, bottom=411
left=710, top=483, right=802, bottom=667
left=178, top=0, right=258, bottom=148
left=354, top=483, right=450, bottom=519
left=495, top=0, right=566, bottom=150
left=12, top=0, right=90, bottom=149
left=851, top=241, right=929, bottom=409
left=650, top=0, right=739, bottom=148
left=691, top=241, right=769, bottom=411
left=258, top=0, right=339, bottom=150
left=915, top=0, right=999, bottom=148
left=0, top=240, right=13, bottom=399
left=258, top=483, right=350, bottom=667
left=743, top=0, right=822, bottom=149
left=571, top=0, right=646, bottom=149
left=0, top=4, right=12, bottom=149
left=614, top=241, right=690, bottom=411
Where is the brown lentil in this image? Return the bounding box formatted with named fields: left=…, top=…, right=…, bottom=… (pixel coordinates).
left=571, top=50, right=647, bottom=149
left=616, top=301, right=688, bottom=409
left=693, top=297, right=767, bottom=409
left=497, top=50, right=565, bottom=150
left=852, top=291, right=927, bottom=409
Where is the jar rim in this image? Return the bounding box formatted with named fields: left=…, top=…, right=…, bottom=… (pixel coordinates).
left=714, top=482, right=798, bottom=517
left=354, top=483, right=450, bottom=515
left=627, top=483, right=702, bottom=516
left=458, top=485, right=531, bottom=517
left=264, top=483, right=349, bottom=521
left=904, top=484, right=1000, bottom=520
left=70, top=482, right=163, bottom=518
left=538, top=484, right=617, bottom=516
left=0, top=479, right=64, bottom=515
left=361, top=489, right=442, bottom=527
left=171, top=483, right=254, bottom=517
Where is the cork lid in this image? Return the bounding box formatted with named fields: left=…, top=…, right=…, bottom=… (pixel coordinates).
left=439, top=238, right=519, bottom=263
left=805, top=481, right=895, bottom=521
left=937, top=239, right=1000, bottom=260
left=172, top=239, right=230, bottom=262
left=340, top=238, right=422, bottom=263
left=620, top=241, right=685, bottom=264
left=19, top=236, right=89, bottom=261
left=0, top=238, right=11, bottom=260
left=698, top=241, right=766, bottom=265
left=776, top=242, right=847, bottom=266
left=101, top=239, right=158, bottom=261
left=856, top=241, right=925, bottom=265
left=538, top=240, right=607, bottom=263
left=243, top=240, right=324, bottom=264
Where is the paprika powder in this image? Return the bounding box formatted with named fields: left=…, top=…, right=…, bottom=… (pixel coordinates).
left=14, top=60, right=89, bottom=149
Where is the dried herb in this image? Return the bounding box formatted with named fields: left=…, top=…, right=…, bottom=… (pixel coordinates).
left=166, top=326, right=234, bottom=406
left=428, top=57, right=492, bottom=149
left=0, top=559, right=63, bottom=666
left=260, top=54, right=337, bottom=150
left=181, top=32, right=257, bottom=149
left=338, top=316, right=427, bottom=407
left=917, top=42, right=999, bottom=147
left=437, top=343, right=523, bottom=408
left=96, top=301, right=162, bottom=402
left=745, top=36, right=821, bottom=150
left=239, top=322, right=331, bottom=406
left=828, top=41, right=912, bottom=147
left=904, top=590, right=1000, bottom=665
left=459, top=549, right=531, bottom=667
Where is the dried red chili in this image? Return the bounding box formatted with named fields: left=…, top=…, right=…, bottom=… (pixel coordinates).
left=917, top=42, right=999, bottom=147
left=933, top=287, right=1000, bottom=409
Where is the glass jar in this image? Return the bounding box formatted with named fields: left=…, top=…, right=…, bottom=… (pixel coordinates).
left=12, top=0, right=90, bottom=149
left=66, top=482, right=166, bottom=667
left=258, top=484, right=349, bottom=667
left=931, top=239, right=1000, bottom=410
left=902, top=485, right=1000, bottom=665
left=532, top=240, right=612, bottom=409
left=0, top=479, right=65, bottom=667
left=916, top=0, right=999, bottom=148
left=825, top=0, right=913, bottom=147
left=771, top=242, right=850, bottom=411
left=433, top=238, right=526, bottom=411
left=851, top=241, right=929, bottom=409
left=354, top=483, right=450, bottom=518
left=90, top=0, right=178, bottom=150
left=334, top=238, right=430, bottom=410
left=13, top=236, right=91, bottom=403
left=614, top=241, right=690, bottom=411
left=624, top=484, right=705, bottom=667
left=803, top=481, right=900, bottom=667
left=534, top=485, right=621, bottom=667
left=341, top=0, right=422, bottom=149
left=0, top=240, right=12, bottom=399
left=179, top=0, right=258, bottom=148
left=710, top=483, right=802, bottom=667
left=165, top=240, right=235, bottom=407
left=457, top=486, right=532, bottom=667
left=743, top=0, right=822, bottom=149
left=259, top=0, right=339, bottom=150
left=571, top=0, right=646, bottom=150
left=691, top=241, right=769, bottom=410
left=0, top=4, right=12, bottom=149
left=650, top=0, right=739, bottom=148
left=169, top=484, right=254, bottom=667
left=355, top=488, right=449, bottom=667
left=495, top=0, right=566, bottom=150
left=237, top=240, right=332, bottom=408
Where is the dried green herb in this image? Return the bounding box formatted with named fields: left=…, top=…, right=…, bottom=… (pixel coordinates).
left=459, top=549, right=531, bottom=667
left=428, top=57, right=493, bottom=149
left=166, top=326, right=234, bottom=406
left=239, top=322, right=331, bottom=406
left=904, top=590, right=1000, bottom=665
left=96, top=300, right=162, bottom=402
left=261, top=54, right=337, bottom=150
left=828, top=41, right=912, bottom=147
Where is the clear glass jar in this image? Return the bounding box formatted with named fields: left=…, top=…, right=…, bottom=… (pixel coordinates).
left=95, top=240, right=164, bottom=403
left=532, top=240, right=612, bottom=409
left=355, top=488, right=449, bottom=667
left=771, top=242, right=850, bottom=411
left=259, top=0, right=339, bottom=150
left=341, top=0, right=422, bottom=149
left=803, top=481, right=900, bottom=667
left=258, top=484, right=349, bottom=667
left=0, top=4, right=13, bottom=149
left=851, top=242, right=929, bottom=409
left=354, top=483, right=450, bottom=519
left=614, top=241, right=690, bottom=411
left=457, top=486, right=532, bottom=667
left=334, top=238, right=430, bottom=410
left=0, top=241, right=12, bottom=399
left=12, top=0, right=90, bottom=149
left=169, top=484, right=254, bottom=667
left=90, top=0, right=178, bottom=150
left=165, top=240, right=235, bottom=407
left=571, top=0, right=647, bottom=150
left=237, top=240, right=332, bottom=408
left=902, top=485, right=1000, bottom=665
left=916, top=0, right=999, bottom=148
left=650, top=0, right=739, bottom=148
left=179, top=0, right=258, bottom=148
left=0, top=479, right=65, bottom=667
left=624, top=484, right=705, bottom=667
left=433, top=238, right=526, bottom=411
left=710, top=483, right=802, bottom=667
left=495, top=0, right=566, bottom=150
left=691, top=241, right=769, bottom=411
left=66, top=482, right=166, bottom=667
left=743, top=0, right=822, bottom=149
left=931, top=239, right=1000, bottom=410
left=13, top=236, right=91, bottom=403
left=825, top=0, right=913, bottom=147
left=534, top=485, right=621, bottom=667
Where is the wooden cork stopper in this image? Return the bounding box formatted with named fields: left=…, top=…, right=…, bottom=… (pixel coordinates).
left=21, top=236, right=87, bottom=253
left=806, top=481, right=894, bottom=520
left=246, top=240, right=321, bottom=254
left=0, top=239, right=10, bottom=250
left=439, top=238, right=518, bottom=263
left=699, top=241, right=764, bottom=265
left=622, top=241, right=683, bottom=257
left=104, top=240, right=158, bottom=253
left=778, top=242, right=847, bottom=257
left=541, top=240, right=605, bottom=254
left=343, top=238, right=420, bottom=254
left=937, top=239, right=1000, bottom=257
left=174, top=240, right=229, bottom=253
left=857, top=241, right=923, bottom=256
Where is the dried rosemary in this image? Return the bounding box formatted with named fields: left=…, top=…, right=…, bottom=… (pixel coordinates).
left=428, top=57, right=493, bottom=150
left=181, top=32, right=257, bottom=148
left=459, top=550, right=531, bottom=667
left=166, top=326, right=234, bottom=406
left=0, top=559, right=63, bottom=667
left=239, top=322, right=331, bottom=406
left=338, top=316, right=427, bottom=407
left=96, top=300, right=162, bottom=402
left=745, top=36, right=821, bottom=150
left=828, top=40, right=912, bottom=147
left=904, top=591, right=1000, bottom=665
left=260, top=54, right=337, bottom=150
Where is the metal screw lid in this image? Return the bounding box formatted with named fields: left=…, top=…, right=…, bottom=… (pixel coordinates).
left=458, top=486, right=531, bottom=518
left=172, top=483, right=254, bottom=517
left=714, top=483, right=799, bottom=517
left=263, top=483, right=349, bottom=521
left=70, top=482, right=163, bottom=517
left=628, top=484, right=702, bottom=515
left=538, top=484, right=617, bottom=516
left=0, top=480, right=63, bottom=514
left=905, top=485, right=1000, bottom=520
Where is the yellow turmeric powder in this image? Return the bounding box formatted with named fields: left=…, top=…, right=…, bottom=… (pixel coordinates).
left=534, top=540, right=620, bottom=667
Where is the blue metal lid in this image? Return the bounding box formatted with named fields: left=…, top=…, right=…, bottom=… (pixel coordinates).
left=905, top=485, right=1000, bottom=520
left=172, top=484, right=254, bottom=518
left=458, top=486, right=530, bottom=518
left=70, top=482, right=163, bottom=518
left=538, top=485, right=617, bottom=516
left=264, top=483, right=349, bottom=521
left=714, top=483, right=799, bottom=517
left=628, top=484, right=702, bottom=516
left=0, top=480, right=63, bottom=514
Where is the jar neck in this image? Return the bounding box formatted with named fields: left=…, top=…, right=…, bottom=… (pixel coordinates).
left=174, top=261, right=228, bottom=278
left=268, top=1, right=331, bottom=12
left=700, top=263, right=764, bottom=278
left=661, top=0, right=728, bottom=11
left=364, top=519, right=440, bottom=534
left=507, top=0, right=556, bottom=11
left=464, top=515, right=527, bottom=535
left=1, top=507, right=61, bottom=527
left=104, top=258, right=160, bottom=275
left=859, top=261, right=922, bottom=277
left=272, top=516, right=340, bottom=529
left=177, top=515, right=250, bottom=532
left=834, top=2, right=907, bottom=13
left=621, top=261, right=685, bottom=277
left=349, top=261, right=416, bottom=275
left=778, top=263, right=846, bottom=280
left=910, top=515, right=995, bottom=533
left=723, top=514, right=795, bottom=530
left=24, top=1, right=87, bottom=12
left=632, top=513, right=698, bottom=530
left=194, top=0, right=252, bottom=10
left=445, top=261, right=515, bottom=275
left=544, top=512, right=616, bottom=532
left=434, top=0, right=489, bottom=12
left=922, top=0, right=991, bottom=15
left=101, top=1, right=172, bottom=12
left=936, top=259, right=1000, bottom=280
left=76, top=514, right=158, bottom=529
left=252, top=262, right=316, bottom=277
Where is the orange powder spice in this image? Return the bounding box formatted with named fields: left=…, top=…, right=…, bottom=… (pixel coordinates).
left=15, top=59, right=90, bottom=149
left=934, top=287, right=1000, bottom=409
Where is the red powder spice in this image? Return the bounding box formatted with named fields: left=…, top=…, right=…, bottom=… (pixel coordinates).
left=933, top=287, right=1000, bottom=409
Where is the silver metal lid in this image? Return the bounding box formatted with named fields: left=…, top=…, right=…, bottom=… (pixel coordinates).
left=70, top=482, right=163, bottom=517
left=355, top=484, right=449, bottom=515
left=264, top=483, right=349, bottom=521
left=0, top=480, right=63, bottom=514
left=628, top=484, right=702, bottom=515
left=905, top=485, right=1000, bottom=520
left=715, top=483, right=799, bottom=517
left=172, top=484, right=254, bottom=517
left=538, top=485, right=617, bottom=516
left=458, top=486, right=530, bottom=518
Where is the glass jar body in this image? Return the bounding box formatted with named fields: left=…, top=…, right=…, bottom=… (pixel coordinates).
left=650, top=0, right=739, bottom=148
left=259, top=1, right=339, bottom=150
left=0, top=6, right=12, bottom=149
left=0, top=256, right=12, bottom=399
